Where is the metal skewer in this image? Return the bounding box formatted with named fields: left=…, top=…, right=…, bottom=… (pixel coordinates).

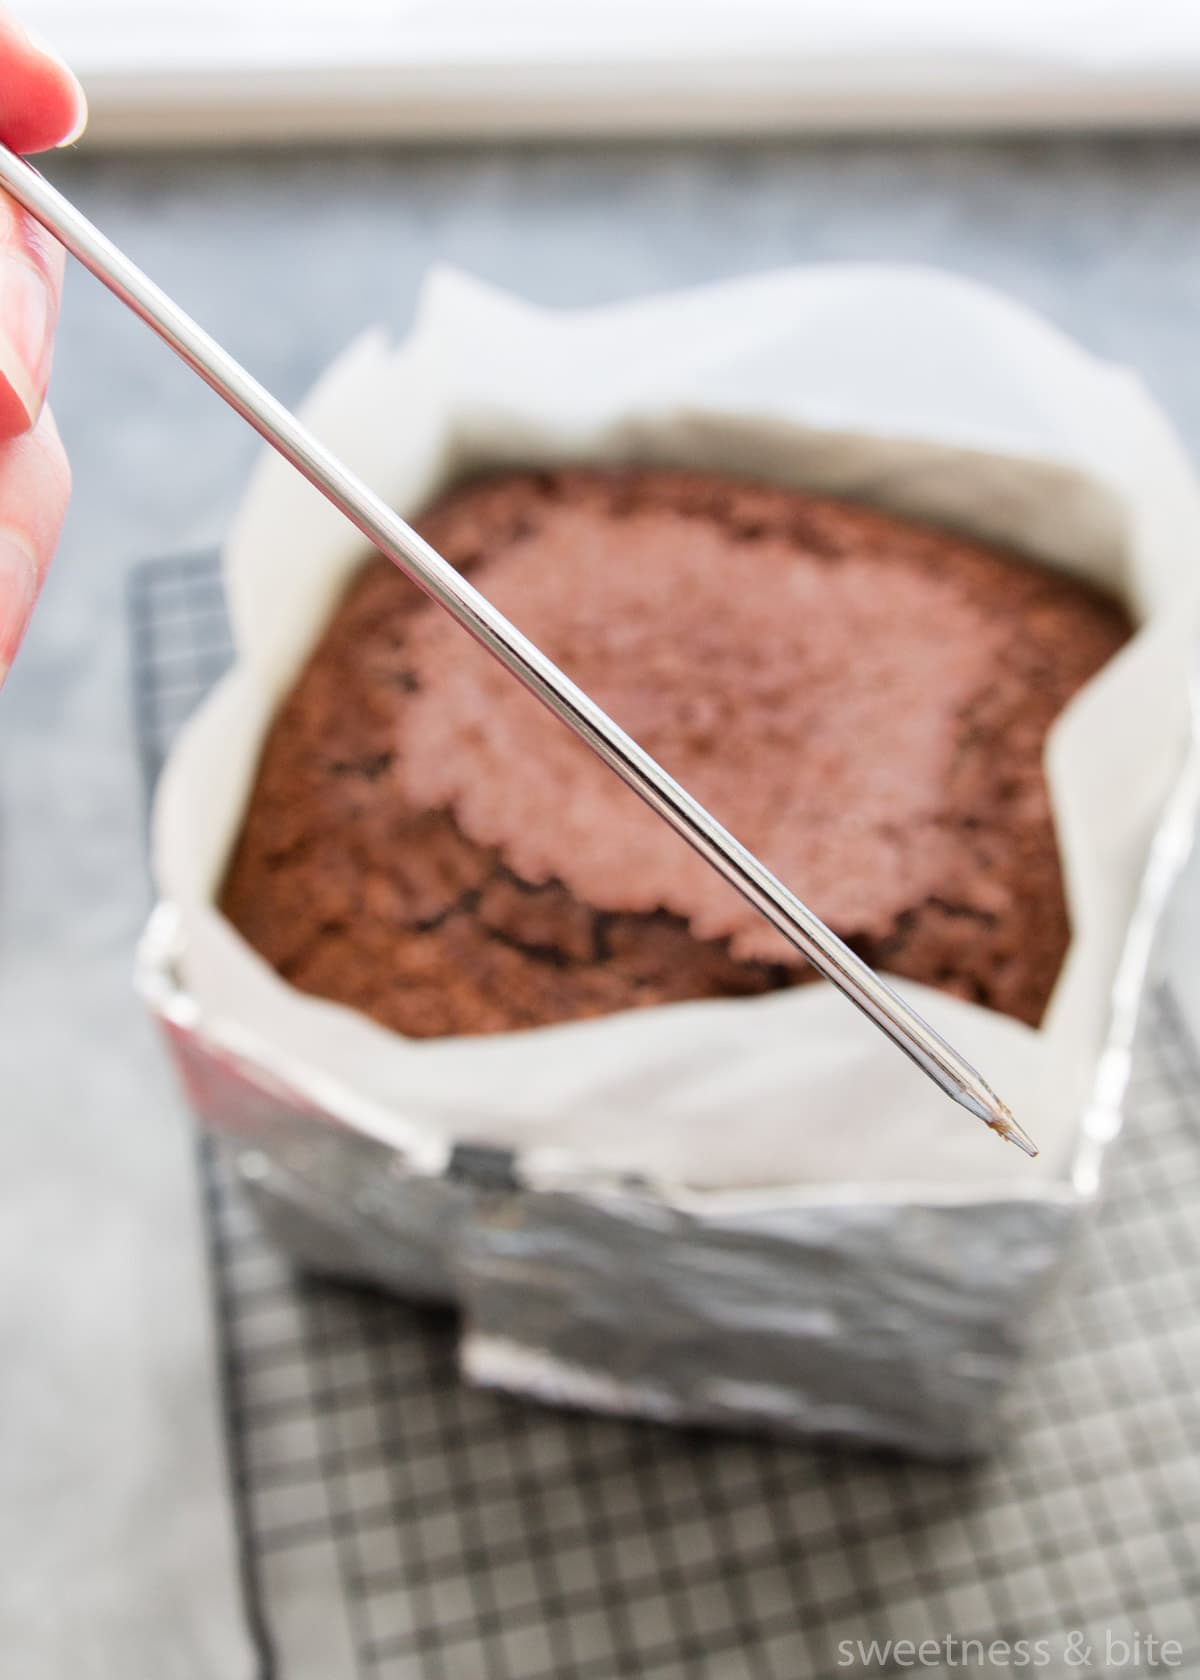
left=0, top=144, right=1036, bottom=1157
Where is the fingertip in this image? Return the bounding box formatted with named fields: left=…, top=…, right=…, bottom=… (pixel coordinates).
left=0, top=18, right=88, bottom=153
left=23, top=29, right=88, bottom=148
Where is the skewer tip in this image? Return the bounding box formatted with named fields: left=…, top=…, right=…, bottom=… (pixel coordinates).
left=952, top=1075, right=1039, bottom=1158
left=988, top=1101, right=1039, bottom=1158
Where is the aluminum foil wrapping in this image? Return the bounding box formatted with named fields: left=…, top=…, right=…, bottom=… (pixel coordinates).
left=137, top=266, right=1200, bottom=1458
left=140, top=905, right=1084, bottom=1458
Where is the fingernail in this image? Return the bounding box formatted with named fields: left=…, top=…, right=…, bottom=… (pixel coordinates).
left=0, top=253, right=55, bottom=427
left=0, top=529, right=38, bottom=678
left=57, top=83, right=89, bottom=149
left=21, top=28, right=89, bottom=148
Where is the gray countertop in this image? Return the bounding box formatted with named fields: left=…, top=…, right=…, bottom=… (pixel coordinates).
left=3, top=134, right=1199, bottom=1676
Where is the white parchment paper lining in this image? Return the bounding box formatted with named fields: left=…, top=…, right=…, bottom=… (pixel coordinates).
left=152, top=264, right=1200, bottom=1194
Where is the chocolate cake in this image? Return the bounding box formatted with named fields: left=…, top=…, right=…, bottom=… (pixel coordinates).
left=220, top=467, right=1131, bottom=1036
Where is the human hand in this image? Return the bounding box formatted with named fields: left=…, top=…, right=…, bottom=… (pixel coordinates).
left=0, top=8, right=86, bottom=685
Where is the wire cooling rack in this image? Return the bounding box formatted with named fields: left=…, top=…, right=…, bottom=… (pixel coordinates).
left=129, top=550, right=1200, bottom=1680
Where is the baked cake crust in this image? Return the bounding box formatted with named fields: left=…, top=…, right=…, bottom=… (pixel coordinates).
left=220, top=468, right=1131, bottom=1036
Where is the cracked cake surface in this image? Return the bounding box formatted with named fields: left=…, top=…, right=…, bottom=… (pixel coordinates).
left=220, top=466, right=1131, bottom=1036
